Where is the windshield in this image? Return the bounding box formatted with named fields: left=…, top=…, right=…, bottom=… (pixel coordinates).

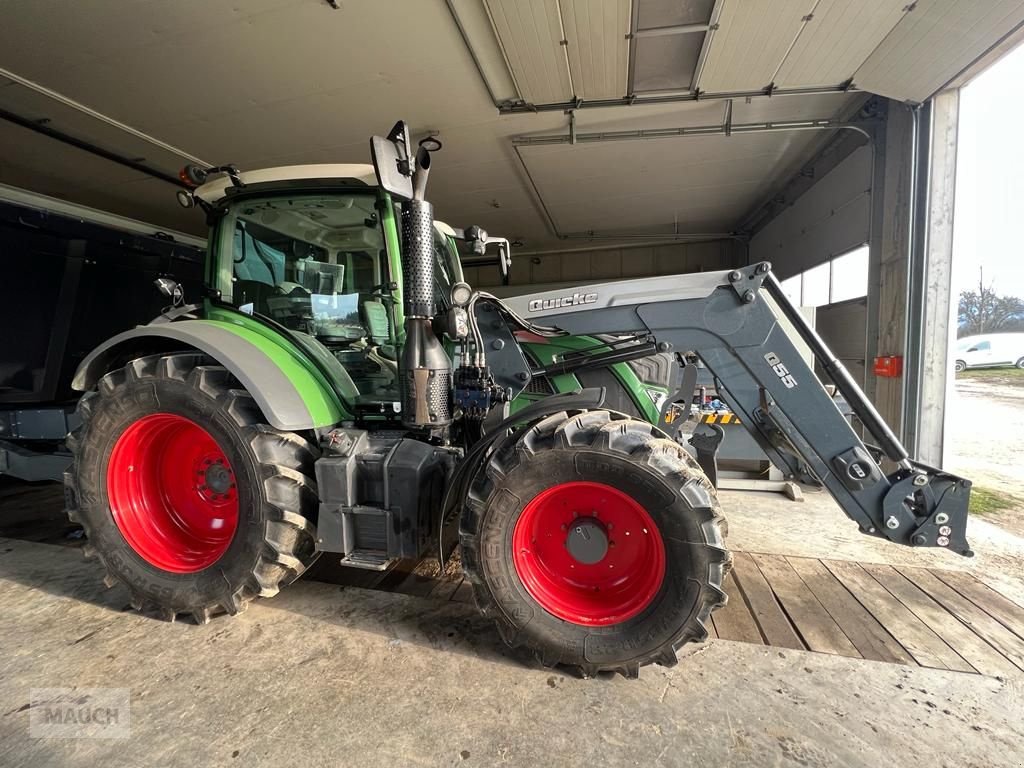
left=216, top=192, right=400, bottom=400
left=218, top=193, right=388, bottom=338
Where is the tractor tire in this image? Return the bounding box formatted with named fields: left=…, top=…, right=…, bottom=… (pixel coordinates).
left=460, top=409, right=730, bottom=678
left=64, top=352, right=320, bottom=624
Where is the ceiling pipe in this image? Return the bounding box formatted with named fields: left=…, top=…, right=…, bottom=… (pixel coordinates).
left=0, top=106, right=184, bottom=188
left=560, top=230, right=742, bottom=241
left=512, top=117, right=862, bottom=146
left=0, top=67, right=208, bottom=166
left=498, top=83, right=862, bottom=115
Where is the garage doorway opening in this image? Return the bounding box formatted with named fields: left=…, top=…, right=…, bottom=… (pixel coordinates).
left=780, top=245, right=869, bottom=388
left=948, top=41, right=1024, bottom=537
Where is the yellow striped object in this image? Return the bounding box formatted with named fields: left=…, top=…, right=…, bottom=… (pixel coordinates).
left=700, top=412, right=740, bottom=425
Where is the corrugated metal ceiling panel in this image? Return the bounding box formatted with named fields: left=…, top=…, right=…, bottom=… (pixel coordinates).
left=698, top=0, right=818, bottom=92
left=519, top=130, right=823, bottom=233
left=484, top=0, right=573, bottom=104
left=633, top=31, right=705, bottom=91
left=774, top=0, right=910, bottom=87
left=561, top=0, right=630, bottom=100
left=855, top=0, right=1024, bottom=102
left=637, top=0, right=716, bottom=28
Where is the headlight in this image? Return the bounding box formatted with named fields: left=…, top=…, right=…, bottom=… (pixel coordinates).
left=450, top=281, right=472, bottom=307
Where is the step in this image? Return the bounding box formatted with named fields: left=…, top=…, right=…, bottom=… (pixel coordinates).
left=339, top=549, right=397, bottom=571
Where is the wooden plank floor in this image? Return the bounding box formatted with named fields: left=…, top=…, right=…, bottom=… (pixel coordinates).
left=329, top=550, right=1024, bottom=676
left=711, top=554, right=1024, bottom=675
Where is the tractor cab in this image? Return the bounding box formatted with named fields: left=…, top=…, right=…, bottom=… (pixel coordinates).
left=188, top=164, right=470, bottom=407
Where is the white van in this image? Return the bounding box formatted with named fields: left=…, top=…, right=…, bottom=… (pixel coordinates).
left=954, top=333, right=1024, bottom=372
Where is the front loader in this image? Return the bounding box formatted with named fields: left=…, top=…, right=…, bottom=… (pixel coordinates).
left=64, top=121, right=972, bottom=678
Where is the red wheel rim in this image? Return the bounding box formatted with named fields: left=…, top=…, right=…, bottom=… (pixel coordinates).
left=107, top=413, right=239, bottom=573
left=512, top=481, right=666, bottom=626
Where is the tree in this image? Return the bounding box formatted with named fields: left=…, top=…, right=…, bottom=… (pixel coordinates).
left=958, top=269, right=1024, bottom=337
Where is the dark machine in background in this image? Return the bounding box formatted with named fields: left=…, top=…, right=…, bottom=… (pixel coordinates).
left=0, top=185, right=205, bottom=480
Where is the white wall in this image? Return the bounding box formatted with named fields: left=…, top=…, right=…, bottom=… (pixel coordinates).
left=749, top=144, right=872, bottom=278
left=465, top=239, right=746, bottom=289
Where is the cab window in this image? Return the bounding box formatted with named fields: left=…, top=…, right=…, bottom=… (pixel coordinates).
left=217, top=192, right=399, bottom=397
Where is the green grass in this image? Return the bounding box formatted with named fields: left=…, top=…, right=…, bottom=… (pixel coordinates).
left=957, top=367, right=1024, bottom=387
left=959, top=367, right=1024, bottom=379
left=969, top=486, right=1020, bottom=518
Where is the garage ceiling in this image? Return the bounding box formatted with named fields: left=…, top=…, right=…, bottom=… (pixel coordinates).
left=0, top=0, right=1021, bottom=252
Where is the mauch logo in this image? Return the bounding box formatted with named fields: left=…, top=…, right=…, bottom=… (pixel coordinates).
left=528, top=292, right=598, bottom=312
left=29, top=688, right=130, bottom=739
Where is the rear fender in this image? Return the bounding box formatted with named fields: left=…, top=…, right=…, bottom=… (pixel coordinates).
left=72, top=319, right=348, bottom=431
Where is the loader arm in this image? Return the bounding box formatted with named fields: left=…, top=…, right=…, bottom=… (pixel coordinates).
left=498, top=262, right=972, bottom=556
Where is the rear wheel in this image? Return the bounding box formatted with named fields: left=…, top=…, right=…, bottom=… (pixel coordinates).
left=1016, top=357, right=1024, bottom=370
left=460, top=410, right=729, bottom=678
left=65, top=352, right=320, bottom=623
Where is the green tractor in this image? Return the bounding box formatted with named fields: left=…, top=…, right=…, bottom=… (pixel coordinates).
left=65, top=122, right=972, bottom=677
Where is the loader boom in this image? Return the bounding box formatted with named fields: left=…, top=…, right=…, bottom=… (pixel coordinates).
left=497, top=262, right=972, bottom=556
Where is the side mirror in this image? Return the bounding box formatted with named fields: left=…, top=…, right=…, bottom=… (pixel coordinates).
left=370, top=121, right=414, bottom=201
left=464, top=225, right=489, bottom=256
left=455, top=226, right=512, bottom=286
left=966, top=347, right=979, bottom=353
left=494, top=238, right=511, bottom=285
left=154, top=277, right=184, bottom=307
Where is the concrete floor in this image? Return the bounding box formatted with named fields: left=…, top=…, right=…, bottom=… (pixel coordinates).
left=947, top=372, right=1024, bottom=492
left=2, top=523, right=1023, bottom=767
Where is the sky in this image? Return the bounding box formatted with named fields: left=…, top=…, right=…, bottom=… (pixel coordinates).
left=953, top=41, right=1024, bottom=299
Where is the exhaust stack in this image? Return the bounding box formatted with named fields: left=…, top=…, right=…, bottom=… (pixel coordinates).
left=400, top=144, right=452, bottom=429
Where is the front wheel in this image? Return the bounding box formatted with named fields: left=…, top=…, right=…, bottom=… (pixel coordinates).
left=954, top=359, right=967, bottom=373
left=460, top=410, right=729, bottom=678
left=65, top=352, right=320, bottom=623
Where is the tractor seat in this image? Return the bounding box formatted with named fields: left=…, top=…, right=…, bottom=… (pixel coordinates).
left=360, top=298, right=391, bottom=345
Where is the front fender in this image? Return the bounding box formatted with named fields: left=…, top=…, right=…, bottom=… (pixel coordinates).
left=72, top=319, right=347, bottom=431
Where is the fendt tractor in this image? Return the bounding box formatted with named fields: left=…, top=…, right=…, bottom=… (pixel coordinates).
left=64, top=122, right=973, bottom=678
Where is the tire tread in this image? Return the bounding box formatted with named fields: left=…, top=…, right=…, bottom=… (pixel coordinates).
left=64, top=351, right=320, bottom=624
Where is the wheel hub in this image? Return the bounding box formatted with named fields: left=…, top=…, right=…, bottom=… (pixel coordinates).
left=565, top=518, right=608, bottom=564
left=201, top=459, right=234, bottom=497
left=512, top=480, right=666, bottom=626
